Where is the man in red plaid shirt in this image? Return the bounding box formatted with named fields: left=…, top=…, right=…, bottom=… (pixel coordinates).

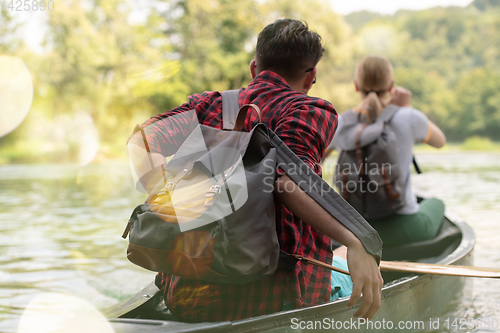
left=128, top=19, right=383, bottom=322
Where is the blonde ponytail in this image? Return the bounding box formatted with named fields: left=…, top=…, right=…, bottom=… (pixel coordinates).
left=353, top=55, right=394, bottom=123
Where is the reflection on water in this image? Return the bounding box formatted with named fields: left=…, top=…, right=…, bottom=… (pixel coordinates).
left=0, top=163, right=152, bottom=332
left=410, top=153, right=500, bottom=332
left=0, top=153, right=499, bottom=332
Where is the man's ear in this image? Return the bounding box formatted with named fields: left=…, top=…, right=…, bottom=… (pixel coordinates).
left=303, top=67, right=317, bottom=92
left=250, top=59, right=257, bottom=79
left=354, top=82, right=360, bottom=92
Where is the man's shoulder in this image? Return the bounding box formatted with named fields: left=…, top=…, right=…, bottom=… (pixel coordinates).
left=310, top=96, right=336, bottom=112
left=283, top=93, right=337, bottom=117
left=189, top=90, right=222, bottom=106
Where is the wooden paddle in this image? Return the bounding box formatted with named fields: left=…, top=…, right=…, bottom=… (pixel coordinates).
left=380, top=261, right=500, bottom=278
left=292, top=254, right=500, bottom=278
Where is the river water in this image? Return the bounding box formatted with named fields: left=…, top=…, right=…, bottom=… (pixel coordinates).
left=0, top=153, right=499, bottom=332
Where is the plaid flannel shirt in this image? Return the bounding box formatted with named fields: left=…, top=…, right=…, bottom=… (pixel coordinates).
left=132, top=71, right=338, bottom=322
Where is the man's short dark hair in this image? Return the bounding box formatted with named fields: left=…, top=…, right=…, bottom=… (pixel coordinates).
left=256, top=19, right=324, bottom=81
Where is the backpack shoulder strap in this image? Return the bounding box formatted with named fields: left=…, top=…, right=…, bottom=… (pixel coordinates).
left=332, top=109, right=361, bottom=151
left=340, top=109, right=358, bottom=125
left=376, top=104, right=400, bottom=124
left=222, top=89, right=241, bottom=130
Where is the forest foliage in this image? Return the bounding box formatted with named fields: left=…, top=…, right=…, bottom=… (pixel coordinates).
left=1, top=0, right=499, bottom=163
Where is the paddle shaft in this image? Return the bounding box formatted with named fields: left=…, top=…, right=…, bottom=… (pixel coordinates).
left=380, top=261, right=500, bottom=278
left=292, top=255, right=500, bottom=279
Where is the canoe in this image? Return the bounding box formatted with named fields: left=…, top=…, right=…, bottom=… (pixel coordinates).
left=103, top=207, right=475, bottom=333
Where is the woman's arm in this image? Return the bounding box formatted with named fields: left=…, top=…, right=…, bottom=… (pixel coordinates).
left=424, top=121, right=447, bottom=148
left=389, top=86, right=446, bottom=148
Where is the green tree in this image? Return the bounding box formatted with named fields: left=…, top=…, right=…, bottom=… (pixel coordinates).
left=40, top=0, right=167, bottom=156
left=155, top=0, right=353, bottom=112
left=0, top=10, right=20, bottom=52
left=344, top=11, right=386, bottom=33
left=153, top=0, right=261, bottom=111
left=471, top=0, right=500, bottom=11
left=454, top=68, right=500, bottom=139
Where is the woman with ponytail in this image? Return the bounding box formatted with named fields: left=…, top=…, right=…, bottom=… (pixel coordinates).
left=327, top=55, right=447, bottom=246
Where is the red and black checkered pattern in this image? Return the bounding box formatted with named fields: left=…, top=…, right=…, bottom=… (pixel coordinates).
left=133, top=71, right=338, bottom=322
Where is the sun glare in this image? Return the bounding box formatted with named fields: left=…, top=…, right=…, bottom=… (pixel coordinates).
left=0, top=56, right=33, bottom=137
left=17, top=292, right=114, bottom=333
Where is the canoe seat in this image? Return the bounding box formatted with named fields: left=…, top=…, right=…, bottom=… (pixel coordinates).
left=382, top=218, right=462, bottom=262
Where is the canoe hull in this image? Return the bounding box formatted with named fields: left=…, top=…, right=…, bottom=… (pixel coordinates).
left=105, top=211, right=475, bottom=333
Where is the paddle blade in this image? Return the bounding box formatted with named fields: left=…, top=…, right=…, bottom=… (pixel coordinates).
left=380, top=261, right=500, bottom=278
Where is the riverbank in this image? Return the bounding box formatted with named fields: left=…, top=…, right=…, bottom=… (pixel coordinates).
left=414, top=136, right=500, bottom=153
left=1, top=136, right=499, bottom=165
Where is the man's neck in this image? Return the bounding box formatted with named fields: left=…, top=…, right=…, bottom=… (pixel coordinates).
left=256, top=70, right=307, bottom=94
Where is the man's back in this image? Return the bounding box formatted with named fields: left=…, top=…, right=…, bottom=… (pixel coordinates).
left=150, top=70, right=337, bottom=322
left=129, top=19, right=383, bottom=322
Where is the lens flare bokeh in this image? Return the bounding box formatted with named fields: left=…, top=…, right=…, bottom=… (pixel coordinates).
left=0, top=56, right=33, bottom=137
left=17, top=292, right=114, bottom=333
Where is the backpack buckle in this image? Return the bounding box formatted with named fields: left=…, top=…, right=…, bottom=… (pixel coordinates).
left=208, top=185, right=222, bottom=194
left=166, top=181, right=176, bottom=191
left=204, top=185, right=222, bottom=207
